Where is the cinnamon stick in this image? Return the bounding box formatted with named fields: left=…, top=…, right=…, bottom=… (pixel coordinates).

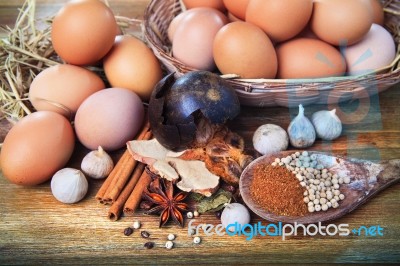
left=107, top=163, right=146, bottom=221
left=95, top=151, right=129, bottom=203
left=98, top=151, right=131, bottom=204
left=123, top=170, right=152, bottom=215
left=95, top=119, right=151, bottom=203
left=105, top=130, right=153, bottom=203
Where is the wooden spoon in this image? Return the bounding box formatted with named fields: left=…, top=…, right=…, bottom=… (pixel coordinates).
left=239, top=151, right=400, bottom=224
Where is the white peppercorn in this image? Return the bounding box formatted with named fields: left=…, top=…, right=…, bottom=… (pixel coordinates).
left=334, top=195, right=340, bottom=201
left=193, top=236, right=201, bottom=244
left=133, top=220, right=141, bottom=229
left=167, top=234, right=175, bottom=241
left=165, top=240, right=174, bottom=249
left=315, top=204, right=321, bottom=212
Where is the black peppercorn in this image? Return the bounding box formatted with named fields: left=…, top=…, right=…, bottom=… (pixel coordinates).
left=144, top=242, right=155, bottom=249
left=141, top=230, right=150, bottom=238
left=123, top=227, right=133, bottom=236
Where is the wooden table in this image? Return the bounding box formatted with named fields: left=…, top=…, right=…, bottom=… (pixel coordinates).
left=1, top=1, right=399, bottom=264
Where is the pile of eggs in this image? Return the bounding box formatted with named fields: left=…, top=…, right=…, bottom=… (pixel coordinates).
left=170, top=0, right=397, bottom=78
left=1, top=0, right=163, bottom=186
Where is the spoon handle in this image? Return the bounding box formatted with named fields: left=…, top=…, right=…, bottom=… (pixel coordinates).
left=367, top=159, right=400, bottom=195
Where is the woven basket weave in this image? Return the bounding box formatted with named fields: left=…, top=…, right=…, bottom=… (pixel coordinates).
left=144, top=0, right=400, bottom=107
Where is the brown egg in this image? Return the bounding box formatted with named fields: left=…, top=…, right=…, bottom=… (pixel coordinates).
left=103, top=36, right=162, bottom=101
left=227, top=12, right=243, bottom=22
left=276, top=38, right=346, bottom=79
left=182, top=0, right=226, bottom=12
left=51, top=0, right=117, bottom=65
left=168, top=12, right=186, bottom=42
left=213, top=21, right=277, bottom=78
left=310, top=0, right=373, bottom=46
left=369, top=0, right=384, bottom=25
left=0, top=111, right=75, bottom=186
left=223, top=0, right=250, bottom=20
left=172, top=8, right=228, bottom=71
left=74, top=88, right=144, bottom=151
left=29, top=64, right=105, bottom=118
left=246, top=0, right=313, bottom=43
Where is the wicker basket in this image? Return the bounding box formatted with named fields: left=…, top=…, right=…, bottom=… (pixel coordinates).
left=144, top=0, right=400, bottom=107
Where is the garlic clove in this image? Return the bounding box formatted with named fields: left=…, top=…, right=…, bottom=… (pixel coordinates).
left=287, top=104, right=316, bottom=148
left=311, top=109, right=342, bottom=141
left=252, top=124, right=289, bottom=155
left=51, top=168, right=88, bottom=204
left=81, top=146, right=114, bottom=179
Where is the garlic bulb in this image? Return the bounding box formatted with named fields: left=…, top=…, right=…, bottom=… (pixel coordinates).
left=252, top=124, right=289, bottom=155
left=81, top=146, right=114, bottom=179
left=51, top=168, right=88, bottom=204
left=311, top=109, right=342, bottom=140
left=287, top=104, right=316, bottom=148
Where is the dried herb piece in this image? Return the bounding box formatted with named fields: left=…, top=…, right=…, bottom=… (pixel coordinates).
left=144, top=242, right=155, bottom=249
left=189, top=192, right=205, bottom=202
left=197, top=189, right=232, bottom=214
left=143, top=178, right=189, bottom=227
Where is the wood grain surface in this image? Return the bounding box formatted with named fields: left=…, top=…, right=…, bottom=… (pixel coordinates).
left=1, top=0, right=400, bottom=264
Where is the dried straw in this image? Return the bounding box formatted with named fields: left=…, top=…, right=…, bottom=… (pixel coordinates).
left=0, top=0, right=58, bottom=123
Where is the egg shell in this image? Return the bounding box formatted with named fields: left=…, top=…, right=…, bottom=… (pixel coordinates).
left=172, top=7, right=228, bottom=71
left=369, top=0, right=384, bottom=25
left=29, top=64, right=105, bottom=118
left=310, top=0, right=373, bottom=46
left=103, top=36, right=162, bottom=102
left=276, top=38, right=346, bottom=79
left=343, top=24, right=396, bottom=76
left=182, top=0, right=226, bottom=12
left=0, top=111, right=75, bottom=186
left=51, top=0, right=117, bottom=65
left=74, top=88, right=144, bottom=151
left=246, top=0, right=313, bottom=43
left=222, top=0, right=250, bottom=21
left=168, top=12, right=186, bottom=42
left=213, top=21, right=277, bottom=78
left=227, top=12, right=243, bottom=22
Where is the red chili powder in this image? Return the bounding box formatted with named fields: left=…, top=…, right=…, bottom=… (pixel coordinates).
left=250, top=164, right=307, bottom=216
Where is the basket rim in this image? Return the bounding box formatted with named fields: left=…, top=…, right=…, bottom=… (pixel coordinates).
left=143, top=0, right=400, bottom=90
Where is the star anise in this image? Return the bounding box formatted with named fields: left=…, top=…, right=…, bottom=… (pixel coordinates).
left=143, top=178, right=189, bottom=227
